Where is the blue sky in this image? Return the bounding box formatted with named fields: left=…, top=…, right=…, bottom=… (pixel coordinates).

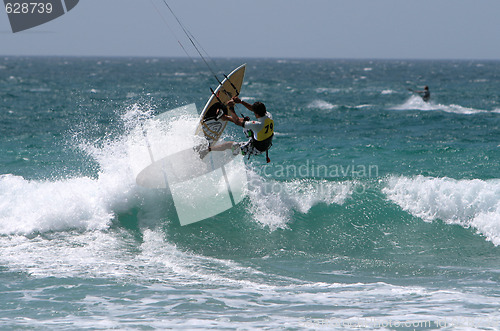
left=1, top=0, right=500, bottom=59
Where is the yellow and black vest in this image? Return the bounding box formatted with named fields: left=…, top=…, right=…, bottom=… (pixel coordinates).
left=250, top=116, right=274, bottom=152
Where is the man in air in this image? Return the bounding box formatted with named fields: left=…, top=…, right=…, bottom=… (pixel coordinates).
left=204, top=96, right=274, bottom=162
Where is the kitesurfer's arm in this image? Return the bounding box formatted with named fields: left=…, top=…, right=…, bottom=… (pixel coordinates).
left=233, top=97, right=253, bottom=112
left=411, top=86, right=430, bottom=98
left=226, top=99, right=245, bottom=127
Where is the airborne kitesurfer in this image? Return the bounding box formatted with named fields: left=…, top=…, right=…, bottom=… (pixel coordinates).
left=203, top=97, right=274, bottom=162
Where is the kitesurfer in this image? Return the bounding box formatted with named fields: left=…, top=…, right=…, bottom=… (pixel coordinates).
left=204, top=97, right=274, bottom=162
left=413, top=85, right=431, bottom=102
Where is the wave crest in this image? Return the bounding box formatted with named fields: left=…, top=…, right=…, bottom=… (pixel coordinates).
left=383, top=175, right=500, bottom=245
left=247, top=169, right=354, bottom=230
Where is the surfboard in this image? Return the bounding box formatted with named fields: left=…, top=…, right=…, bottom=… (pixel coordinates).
left=195, top=64, right=246, bottom=144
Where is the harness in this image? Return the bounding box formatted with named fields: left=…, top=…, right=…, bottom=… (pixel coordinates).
left=252, top=134, right=273, bottom=163
left=252, top=134, right=273, bottom=152
left=243, top=125, right=273, bottom=163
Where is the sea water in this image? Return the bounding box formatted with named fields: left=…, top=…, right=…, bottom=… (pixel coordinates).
left=1, top=57, right=500, bottom=330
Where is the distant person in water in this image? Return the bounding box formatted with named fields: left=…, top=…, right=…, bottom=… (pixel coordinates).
left=414, top=86, right=431, bottom=102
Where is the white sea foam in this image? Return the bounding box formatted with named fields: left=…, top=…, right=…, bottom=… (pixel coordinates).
left=315, top=87, right=342, bottom=94
left=0, top=174, right=119, bottom=234
left=5, top=224, right=498, bottom=330
left=355, top=104, right=373, bottom=109
left=0, top=230, right=137, bottom=278
left=383, top=175, right=500, bottom=245
left=307, top=99, right=337, bottom=110
left=392, top=95, right=493, bottom=115
left=0, top=130, right=141, bottom=234
left=246, top=169, right=353, bottom=230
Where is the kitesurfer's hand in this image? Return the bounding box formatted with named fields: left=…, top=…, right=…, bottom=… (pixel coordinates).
left=227, top=99, right=236, bottom=112
left=232, top=96, right=242, bottom=104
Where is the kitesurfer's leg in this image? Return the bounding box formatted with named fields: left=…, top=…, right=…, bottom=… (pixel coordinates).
left=210, top=141, right=234, bottom=152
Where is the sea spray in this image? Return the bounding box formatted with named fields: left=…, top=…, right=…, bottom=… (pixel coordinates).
left=392, top=95, right=492, bottom=114
left=0, top=103, right=165, bottom=235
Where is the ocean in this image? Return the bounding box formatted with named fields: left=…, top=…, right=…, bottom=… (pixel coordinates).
left=1, top=57, right=500, bottom=330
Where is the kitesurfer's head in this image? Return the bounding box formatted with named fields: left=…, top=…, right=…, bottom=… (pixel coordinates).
left=252, top=102, right=267, bottom=117
left=424, top=86, right=429, bottom=90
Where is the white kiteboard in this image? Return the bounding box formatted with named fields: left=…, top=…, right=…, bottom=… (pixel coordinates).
left=195, top=64, right=246, bottom=144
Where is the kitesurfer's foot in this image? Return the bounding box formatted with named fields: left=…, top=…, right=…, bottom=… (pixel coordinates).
left=194, top=144, right=210, bottom=159
left=200, top=148, right=210, bottom=159
left=198, top=146, right=211, bottom=159
left=231, top=143, right=241, bottom=156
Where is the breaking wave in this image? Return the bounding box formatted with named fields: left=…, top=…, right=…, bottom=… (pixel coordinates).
left=383, top=175, right=500, bottom=245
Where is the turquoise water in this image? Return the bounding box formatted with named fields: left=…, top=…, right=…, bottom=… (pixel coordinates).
left=1, top=57, right=500, bottom=330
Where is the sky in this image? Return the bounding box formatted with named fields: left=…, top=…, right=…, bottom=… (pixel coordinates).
left=1, top=0, right=500, bottom=60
